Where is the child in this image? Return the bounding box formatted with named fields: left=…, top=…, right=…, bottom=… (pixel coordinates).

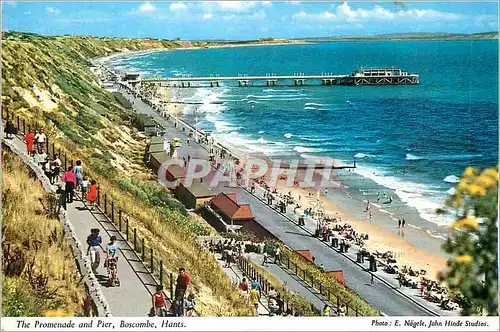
left=86, top=179, right=98, bottom=210
left=183, top=293, right=196, bottom=317
left=152, top=285, right=167, bottom=317
left=81, top=176, right=89, bottom=201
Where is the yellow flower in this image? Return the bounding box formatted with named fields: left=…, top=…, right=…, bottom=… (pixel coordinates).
left=467, top=184, right=486, bottom=196
left=456, top=179, right=469, bottom=192
left=455, top=255, right=473, bottom=264
left=449, top=195, right=464, bottom=208
left=481, top=168, right=499, bottom=182
left=474, top=175, right=497, bottom=189
left=452, top=217, right=478, bottom=230
left=462, top=167, right=478, bottom=178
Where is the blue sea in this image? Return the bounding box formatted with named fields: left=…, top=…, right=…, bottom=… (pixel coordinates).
left=110, top=41, right=498, bottom=244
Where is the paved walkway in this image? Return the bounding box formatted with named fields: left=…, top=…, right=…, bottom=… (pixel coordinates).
left=113, top=84, right=448, bottom=316
left=214, top=254, right=270, bottom=316
left=4, top=134, right=156, bottom=317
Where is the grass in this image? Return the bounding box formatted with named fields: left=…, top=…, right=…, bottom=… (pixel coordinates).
left=280, top=246, right=380, bottom=316
left=2, top=31, right=255, bottom=316
left=243, top=258, right=319, bottom=316
left=2, top=152, right=85, bottom=317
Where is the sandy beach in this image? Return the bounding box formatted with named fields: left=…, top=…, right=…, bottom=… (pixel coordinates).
left=101, top=47, right=450, bottom=283
left=283, top=183, right=448, bottom=281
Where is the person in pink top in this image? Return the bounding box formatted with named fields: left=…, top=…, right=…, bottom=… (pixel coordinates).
left=62, top=166, right=77, bottom=203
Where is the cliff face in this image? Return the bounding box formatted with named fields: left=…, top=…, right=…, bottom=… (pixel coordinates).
left=2, top=32, right=253, bottom=316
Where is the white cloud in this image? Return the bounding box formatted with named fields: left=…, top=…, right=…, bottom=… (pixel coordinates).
left=45, top=7, right=61, bottom=15
left=261, top=1, right=272, bottom=7
left=138, top=2, right=156, bottom=13
left=23, top=11, right=32, bottom=15
left=290, top=1, right=301, bottom=5
left=200, top=1, right=259, bottom=13
left=169, top=2, right=187, bottom=11
left=203, top=13, right=213, bottom=20
left=293, top=2, right=462, bottom=23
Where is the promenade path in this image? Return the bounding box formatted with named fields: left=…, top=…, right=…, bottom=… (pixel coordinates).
left=4, top=134, right=156, bottom=317
left=115, top=86, right=443, bottom=316
left=214, top=253, right=271, bottom=316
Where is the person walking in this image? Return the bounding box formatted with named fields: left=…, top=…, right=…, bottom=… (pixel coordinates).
left=52, top=154, right=62, bottom=184
left=25, top=129, right=35, bottom=156
left=183, top=294, right=196, bottom=317
left=81, top=176, right=89, bottom=201
left=251, top=278, right=261, bottom=297
left=398, top=219, right=401, bottom=228
left=274, top=247, right=281, bottom=265
left=34, top=129, right=46, bottom=153
left=86, top=179, right=98, bottom=210
left=262, top=251, right=268, bottom=267
left=43, top=157, right=54, bottom=184
left=56, top=184, right=67, bottom=214
left=62, top=166, right=76, bottom=203
left=249, top=287, right=260, bottom=316
left=402, top=219, right=406, bottom=228
left=86, top=228, right=103, bottom=273
left=4, top=120, right=16, bottom=139
left=371, top=274, right=374, bottom=285
left=75, top=160, right=83, bottom=191
left=152, top=285, right=167, bottom=317
left=175, top=267, right=191, bottom=312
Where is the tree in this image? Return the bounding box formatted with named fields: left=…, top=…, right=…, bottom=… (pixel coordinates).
left=439, top=166, right=498, bottom=315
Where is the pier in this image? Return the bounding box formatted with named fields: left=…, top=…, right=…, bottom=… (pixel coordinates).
left=137, top=68, right=420, bottom=88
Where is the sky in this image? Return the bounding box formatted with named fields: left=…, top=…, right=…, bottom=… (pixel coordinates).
left=2, top=1, right=498, bottom=40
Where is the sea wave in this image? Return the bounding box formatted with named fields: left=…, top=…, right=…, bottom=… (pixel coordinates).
left=258, top=130, right=265, bottom=134
left=305, top=102, right=329, bottom=107
left=284, top=133, right=293, bottom=139
left=304, top=107, right=318, bottom=110
left=406, top=153, right=425, bottom=161
left=263, top=89, right=302, bottom=93
left=299, top=136, right=332, bottom=142
left=443, top=175, right=460, bottom=183
left=354, top=153, right=376, bottom=159
left=293, top=146, right=324, bottom=153
left=353, top=165, right=454, bottom=227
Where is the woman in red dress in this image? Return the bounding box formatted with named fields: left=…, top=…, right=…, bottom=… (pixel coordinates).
left=25, top=130, right=34, bottom=156
left=86, top=179, right=98, bottom=210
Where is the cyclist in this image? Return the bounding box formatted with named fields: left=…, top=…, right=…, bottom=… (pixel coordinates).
left=86, top=228, right=103, bottom=274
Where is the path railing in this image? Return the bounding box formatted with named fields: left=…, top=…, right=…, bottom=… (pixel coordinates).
left=2, top=110, right=197, bottom=315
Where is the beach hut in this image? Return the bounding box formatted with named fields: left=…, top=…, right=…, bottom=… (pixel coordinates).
left=295, top=249, right=314, bottom=263
left=327, top=270, right=346, bottom=286
left=147, top=151, right=169, bottom=175
left=175, top=180, right=214, bottom=209
left=210, top=193, right=254, bottom=225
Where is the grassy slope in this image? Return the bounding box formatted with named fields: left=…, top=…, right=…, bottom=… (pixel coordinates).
left=2, top=31, right=252, bottom=316
left=2, top=152, right=85, bottom=316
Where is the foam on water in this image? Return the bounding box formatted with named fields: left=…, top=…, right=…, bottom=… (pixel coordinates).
left=353, top=164, right=454, bottom=226
left=293, top=146, right=325, bottom=153
left=284, top=133, right=293, bottom=139
left=443, top=175, right=460, bottom=183
left=354, top=153, right=376, bottom=159
left=406, top=153, right=425, bottom=161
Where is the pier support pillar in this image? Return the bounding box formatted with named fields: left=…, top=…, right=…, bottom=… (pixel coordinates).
left=210, top=82, right=213, bottom=88
left=181, top=82, right=185, bottom=88
left=216, top=81, right=219, bottom=87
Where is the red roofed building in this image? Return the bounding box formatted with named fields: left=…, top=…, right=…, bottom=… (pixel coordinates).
left=210, top=193, right=254, bottom=225
left=327, top=270, right=346, bottom=286
left=295, top=249, right=314, bottom=263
